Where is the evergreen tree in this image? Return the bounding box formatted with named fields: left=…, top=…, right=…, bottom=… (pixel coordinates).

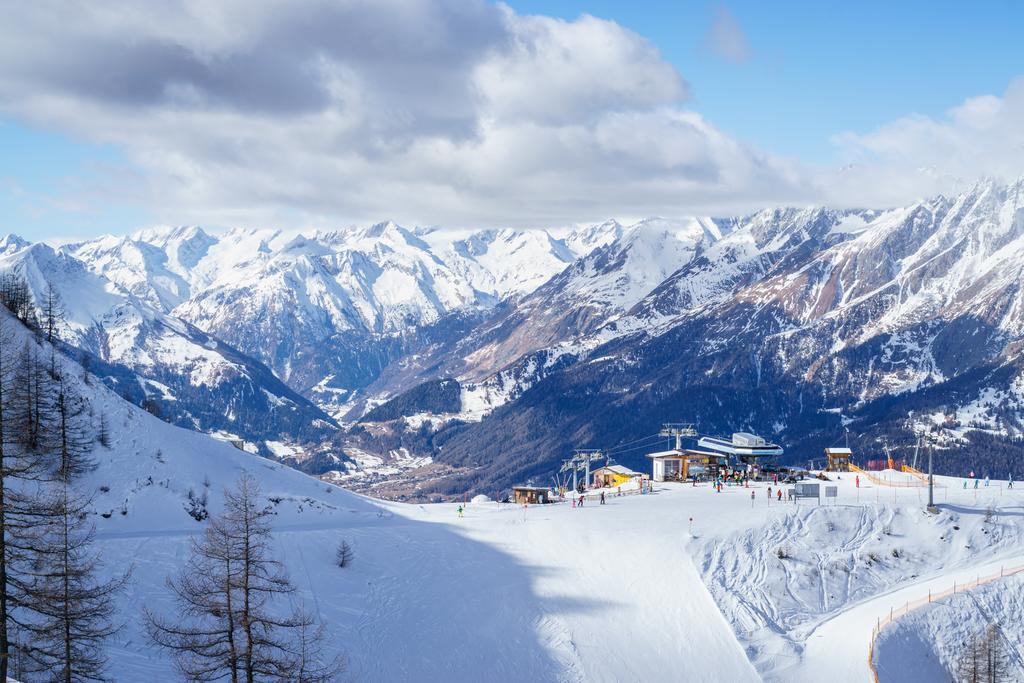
left=20, top=483, right=126, bottom=682
left=41, top=282, right=66, bottom=346
left=0, top=274, right=37, bottom=329
left=54, top=374, right=95, bottom=480
left=0, top=317, right=64, bottom=682
left=147, top=474, right=338, bottom=682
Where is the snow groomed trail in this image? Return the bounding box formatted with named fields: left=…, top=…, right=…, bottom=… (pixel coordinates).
left=402, top=491, right=761, bottom=683
left=90, top=455, right=1024, bottom=681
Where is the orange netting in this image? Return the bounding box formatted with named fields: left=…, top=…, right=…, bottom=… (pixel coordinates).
left=867, top=563, right=1024, bottom=681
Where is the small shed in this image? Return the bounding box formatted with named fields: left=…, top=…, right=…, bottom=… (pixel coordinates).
left=592, top=465, right=641, bottom=488
left=512, top=486, right=550, bottom=505
left=825, top=447, right=852, bottom=472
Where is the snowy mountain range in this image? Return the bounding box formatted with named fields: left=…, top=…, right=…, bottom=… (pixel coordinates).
left=8, top=176, right=1024, bottom=493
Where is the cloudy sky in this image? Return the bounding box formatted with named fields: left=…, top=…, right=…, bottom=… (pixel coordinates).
left=2, top=1, right=1023, bottom=241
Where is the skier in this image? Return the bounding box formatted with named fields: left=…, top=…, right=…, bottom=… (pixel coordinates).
left=777, top=488, right=782, bottom=502
left=600, top=491, right=606, bottom=505
left=1010, top=474, right=1014, bottom=490
left=457, top=505, right=464, bottom=518
left=985, top=476, right=990, bottom=487
left=579, top=494, right=585, bottom=507
left=963, top=479, right=968, bottom=489
left=855, top=475, right=860, bottom=489
left=750, top=490, right=755, bottom=507
left=975, top=478, right=980, bottom=489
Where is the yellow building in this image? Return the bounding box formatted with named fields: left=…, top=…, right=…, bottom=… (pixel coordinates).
left=591, top=465, right=642, bottom=488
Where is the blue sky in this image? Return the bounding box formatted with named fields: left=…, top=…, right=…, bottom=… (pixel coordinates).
left=2, top=1, right=1022, bottom=241
left=509, top=0, right=1024, bottom=160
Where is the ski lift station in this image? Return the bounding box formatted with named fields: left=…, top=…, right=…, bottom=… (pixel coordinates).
left=647, top=449, right=727, bottom=482
left=696, top=432, right=784, bottom=463
left=647, top=431, right=783, bottom=482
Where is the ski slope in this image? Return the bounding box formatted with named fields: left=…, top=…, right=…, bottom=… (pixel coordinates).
left=92, top=462, right=1024, bottom=681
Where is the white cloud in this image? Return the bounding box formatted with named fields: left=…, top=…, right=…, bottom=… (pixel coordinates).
left=825, top=77, right=1024, bottom=207
left=0, top=1, right=820, bottom=230
left=0, top=1, right=1020, bottom=233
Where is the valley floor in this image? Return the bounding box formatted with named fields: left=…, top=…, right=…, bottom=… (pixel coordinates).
left=96, top=470, right=1024, bottom=681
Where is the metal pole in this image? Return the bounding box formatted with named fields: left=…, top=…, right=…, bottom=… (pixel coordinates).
left=927, top=434, right=936, bottom=513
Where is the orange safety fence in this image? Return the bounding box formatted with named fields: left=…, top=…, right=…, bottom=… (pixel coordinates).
left=848, top=463, right=939, bottom=488
left=867, top=562, right=1024, bottom=682
left=900, top=464, right=931, bottom=484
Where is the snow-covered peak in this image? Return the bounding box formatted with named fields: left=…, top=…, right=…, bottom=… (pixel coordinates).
left=561, top=219, right=624, bottom=255
left=0, top=233, right=31, bottom=255
left=555, top=216, right=717, bottom=312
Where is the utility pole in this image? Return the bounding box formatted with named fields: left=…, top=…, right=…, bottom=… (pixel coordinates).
left=927, top=431, right=938, bottom=514
left=910, top=432, right=921, bottom=471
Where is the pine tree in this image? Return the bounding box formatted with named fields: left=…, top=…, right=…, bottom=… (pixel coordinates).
left=0, top=274, right=36, bottom=329
left=54, top=374, right=95, bottom=481
left=19, top=483, right=126, bottom=682
left=40, top=282, right=66, bottom=346
left=982, top=623, right=1010, bottom=683
left=147, top=474, right=338, bottom=682
left=0, top=316, right=65, bottom=682
left=957, top=623, right=1012, bottom=683
left=957, top=631, right=983, bottom=683
left=335, top=540, right=353, bottom=568
left=96, top=412, right=110, bottom=449
left=7, top=358, right=121, bottom=681
left=285, top=608, right=343, bottom=683
left=13, top=342, right=56, bottom=454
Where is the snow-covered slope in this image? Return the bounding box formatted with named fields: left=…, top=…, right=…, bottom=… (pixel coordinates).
left=874, top=573, right=1024, bottom=681
left=18, top=308, right=1024, bottom=681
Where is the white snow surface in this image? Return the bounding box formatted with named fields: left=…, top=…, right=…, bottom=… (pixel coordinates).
left=73, top=344, right=1024, bottom=683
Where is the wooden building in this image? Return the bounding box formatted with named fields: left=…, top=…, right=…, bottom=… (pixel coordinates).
left=512, top=486, right=550, bottom=505
left=825, top=447, right=852, bottom=472
left=591, top=465, right=642, bottom=488
left=646, top=449, right=726, bottom=482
